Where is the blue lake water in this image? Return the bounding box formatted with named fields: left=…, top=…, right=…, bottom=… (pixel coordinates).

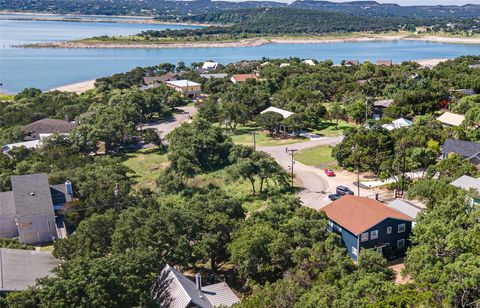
left=1, top=15, right=480, bottom=93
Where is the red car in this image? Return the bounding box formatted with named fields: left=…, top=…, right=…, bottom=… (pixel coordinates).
left=324, top=169, right=335, bottom=177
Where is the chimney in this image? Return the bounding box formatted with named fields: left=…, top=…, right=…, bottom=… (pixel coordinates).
left=195, top=273, right=202, bottom=290
left=65, top=180, right=73, bottom=197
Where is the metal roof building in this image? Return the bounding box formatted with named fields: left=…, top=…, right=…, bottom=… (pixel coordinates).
left=0, top=248, right=57, bottom=292
left=387, top=199, right=423, bottom=220
left=159, top=265, right=239, bottom=308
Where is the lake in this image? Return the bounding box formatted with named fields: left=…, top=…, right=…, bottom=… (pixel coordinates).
left=1, top=15, right=480, bottom=93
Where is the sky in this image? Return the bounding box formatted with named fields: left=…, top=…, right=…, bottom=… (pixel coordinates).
left=328, top=0, right=480, bottom=4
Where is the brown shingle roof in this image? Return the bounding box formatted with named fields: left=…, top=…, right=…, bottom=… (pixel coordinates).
left=21, top=118, right=76, bottom=135
left=321, top=195, right=413, bottom=235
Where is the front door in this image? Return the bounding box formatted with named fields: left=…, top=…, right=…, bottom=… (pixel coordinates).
left=376, top=246, right=384, bottom=255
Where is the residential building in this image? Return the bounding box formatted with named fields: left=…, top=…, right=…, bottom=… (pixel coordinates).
left=155, top=265, right=239, bottom=308
left=302, top=59, right=316, bottom=66
left=468, top=64, right=480, bottom=69
left=165, top=80, right=202, bottom=99
left=381, top=118, right=412, bottom=131
left=200, top=73, right=228, bottom=80
left=0, top=173, right=72, bottom=244
left=279, top=63, right=290, bottom=68
left=230, top=74, right=258, bottom=84
left=436, top=111, right=465, bottom=127
left=345, top=59, right=360, bottom=66
left=322, top=195, right=413, bottom=260
left=387, top=199, right=424, bottom=227
left=1, top=140, right=41, bottom=155
left=143, top=73, right=177, bottom=86
left=451, top=88, right=476, bottom=96
left=260, top=106, right=294, bottom=119
left=373, top=98, right=394, bottom=120
left=200, top=61, right=219, bottom=72
left=21, top=118, right=76, bottom=140
left=0, top=248, right=57, bottom=293
left=376, top=59, right=393, bottom=67
left=450, top=175, right=480, bottom=204
left=441, top=139, right=480, bottom=160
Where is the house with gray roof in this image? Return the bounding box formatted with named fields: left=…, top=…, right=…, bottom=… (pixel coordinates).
left=0, top=248, right=57, bottom=292
left=450, top=175, right=480, bottom=205
left=21, top=118, right=76, bottom=140
left=441, top=139, right=480, bottom=160
left=157, top=265, right=239, bottom=308
left=0, top=174, right=72, bottom=244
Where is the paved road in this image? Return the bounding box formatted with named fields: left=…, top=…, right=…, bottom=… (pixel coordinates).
left=259, top=136, right=372, bottom=209
left=142, top=106, right=196, bottom=139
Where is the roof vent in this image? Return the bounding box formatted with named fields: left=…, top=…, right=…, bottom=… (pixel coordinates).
left=195, top=273, right=202, bottom=290
left=30, top=192, right=35, bottom=196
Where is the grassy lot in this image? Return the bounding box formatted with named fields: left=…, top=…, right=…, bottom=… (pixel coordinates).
left=312, top=120, right=358, bottom=137
left=229, top=126, right=308, bottom=147
left=189, top=169, right=285, bottom=213
left=123, top=148, right=168, bottom=190
left=0, top=94, right=14, bottom=101
left=295, top=145, right=335, bottom=167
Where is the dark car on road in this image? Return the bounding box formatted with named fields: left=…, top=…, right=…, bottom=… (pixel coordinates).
left=336, top=186, right=354, bottom=196
left=328, top=194, right=341, bottom=201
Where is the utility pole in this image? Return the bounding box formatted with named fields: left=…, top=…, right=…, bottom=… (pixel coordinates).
left=114, top=183, right=121, bottom=213
left=286, top=148, right=298, bottom=187
left=250, top=131, right=256, bottom=150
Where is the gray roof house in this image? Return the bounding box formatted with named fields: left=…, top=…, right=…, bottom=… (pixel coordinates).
left=441, top=139, right=480, bottom=160
left=0, top=248, right=57, bottom=292
left=21, top=118, right=76, bottom=140
left=387, top=199, right=423, bottom=222
left=158, top=265, right=239, bottom=308
left=450, top=175, right=480, bottom=193
left=0, top=174, right=72, bottom=244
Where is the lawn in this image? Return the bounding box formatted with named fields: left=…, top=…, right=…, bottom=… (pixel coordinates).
left=312, top=120, right=358, bottom=137
left=229, top=126, right=308, bottom=147
left=0, top=94, right=14, bottom=101
left=294, top=145, right=335, bottom=167
left=122, top=148, right=168, bottom=189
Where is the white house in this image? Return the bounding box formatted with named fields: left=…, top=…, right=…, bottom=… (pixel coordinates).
left=382, top=118, right=413, bottom=131
left=260, top=106, right=295, bottom=119
left=436, top=111, right=465, bottom=127
left=201, top=61, right=218, bottom=71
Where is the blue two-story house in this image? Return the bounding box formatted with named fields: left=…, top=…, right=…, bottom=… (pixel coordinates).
left=322, top=195, right=413, bottom=260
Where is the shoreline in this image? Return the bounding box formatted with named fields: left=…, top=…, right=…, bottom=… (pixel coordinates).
left=51, top=57, right=450, bottom=94
left=18, top=34, right=480, bottom=49
left=51, top=79, right=96, bottom=94
left=0, top=11, right=211, bottom=27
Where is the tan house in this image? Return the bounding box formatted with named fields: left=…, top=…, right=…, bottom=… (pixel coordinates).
left=437, top=111, right=465, bottom=127
left=165, top=80, right=202, bottom=99
left=376, top=59, right=393, bottom=67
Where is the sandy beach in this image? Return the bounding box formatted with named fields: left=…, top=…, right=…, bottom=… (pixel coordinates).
left=20, top=33, right=480, bottom=49
left=52, top=79, right=96, bottom=93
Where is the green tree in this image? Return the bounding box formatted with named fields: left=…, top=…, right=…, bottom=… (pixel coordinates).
left=255, top=111, right=284, bottom=136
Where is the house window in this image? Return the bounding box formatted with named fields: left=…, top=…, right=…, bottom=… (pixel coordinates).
left=398, top=223, right=406, bottom=233
left=352, top=246, right=358, bottom=256
left=397, top=239, right=405, bottom=248
left=360, top=232, right=369, bottom=242
left=387, top=227, right=392, bottom=234
left=370, top=230, right=378, bottom=240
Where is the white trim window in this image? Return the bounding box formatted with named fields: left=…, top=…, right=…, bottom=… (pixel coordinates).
left=352, top=246, right=358, bottom=256
left=370, top=230, right=379, bottom=240
left=397, top=239, right=405, bottom=248
left=387, top=226, right=392, bottom=234
left=360, top=232, right=369, bottom=242
left=398, top=223, right=406, bottom=233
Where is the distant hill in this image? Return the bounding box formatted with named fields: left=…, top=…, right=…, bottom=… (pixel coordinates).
left=2, top=0, right=480, bottom=19
left=289, top=1, right=480, bottom=18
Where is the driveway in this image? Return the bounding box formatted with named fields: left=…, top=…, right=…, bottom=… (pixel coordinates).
left=259, top=136, right=372, bottom=209
left=141, top=106, right=196, bottom=139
